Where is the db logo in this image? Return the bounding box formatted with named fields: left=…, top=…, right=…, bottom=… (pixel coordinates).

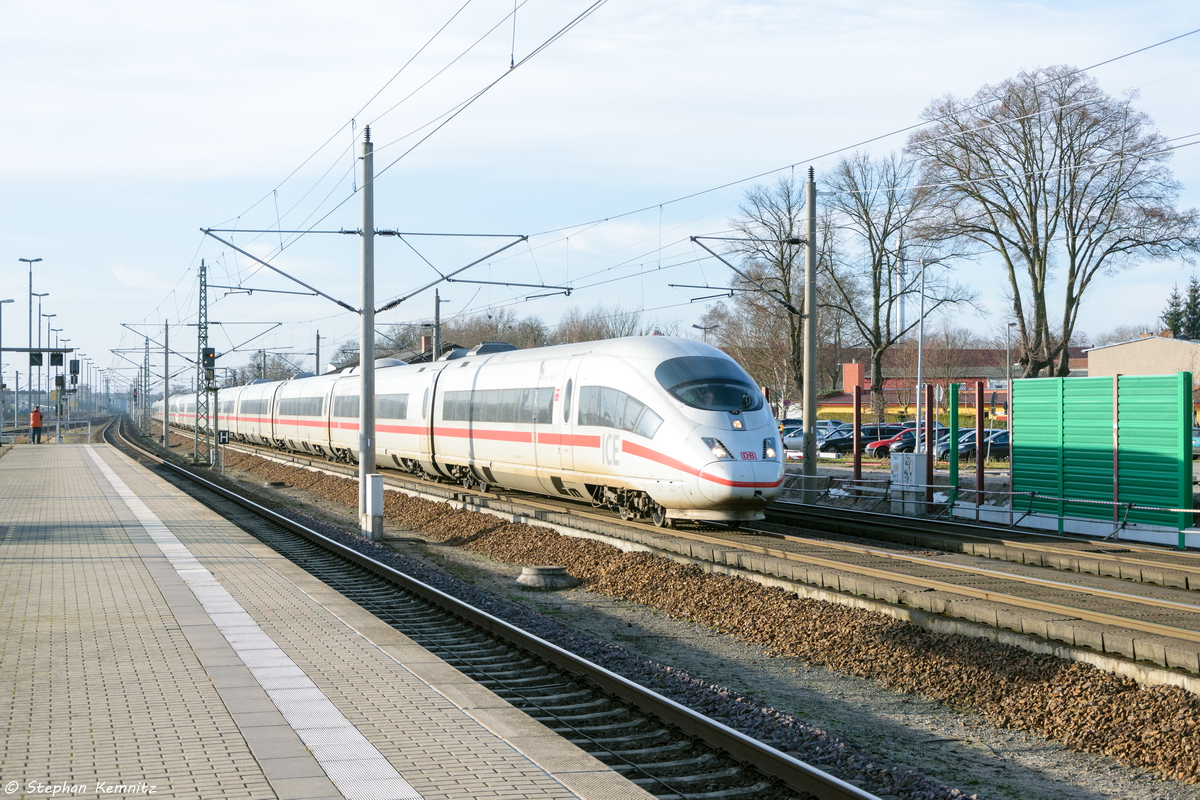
left=740, top=451, right=757, bottom=460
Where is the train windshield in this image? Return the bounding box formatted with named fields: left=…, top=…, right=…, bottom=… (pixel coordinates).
left=655, top=356, right=763, bottom=413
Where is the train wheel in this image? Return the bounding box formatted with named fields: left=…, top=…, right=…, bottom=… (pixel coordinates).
left=619, top=506, right=633, bottom=521
left=651, top=507, right=671, bottom=528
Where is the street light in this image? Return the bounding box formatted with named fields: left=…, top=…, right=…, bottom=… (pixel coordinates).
left=1006, top=321, right=1017, bottom=438
left=0, top=298, right=13, bottom=428
left=22, top=257, right=45, bottom=415
left=42, top=314, right=56, bottom=406
left=912, top=257, right=950, bottom=454
left=692, top=323, right=719, bottom=343
left=32, top=295, right=48, bottom=410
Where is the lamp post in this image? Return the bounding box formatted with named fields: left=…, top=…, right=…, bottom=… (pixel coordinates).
left=22, top=257, right=45, bottom=414
left=691, top=323, right=719, bottom=344
left=42, top=313, right=56, bottom=412
left=1006, top=322, right=1017, bottom=438
left=0, top=298, right=13, bottom=428
left=911, top=256, right=950, bottom=454
left=56, top=337, right=69, bottom=442
left=51, top=327, right=63, bottom=416
left=31, top=295, right=48, bottom=410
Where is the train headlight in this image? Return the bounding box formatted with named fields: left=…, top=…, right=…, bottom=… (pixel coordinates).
left=702, top=437, right=735, bottom=460
left=763, top=438, right=778, bottom=460
left=730, top=417, right=744, bottom=430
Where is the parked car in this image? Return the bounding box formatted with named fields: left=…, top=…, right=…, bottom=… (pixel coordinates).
left=780, top=421, right=849, bottom=451
left=866, top=424, right=951, bottom=458
left=933, top=429, right=1005, bottom=461
left=959, top=429, right=1011, bottom=461
left=864, top=428, right=916, bottom=458
left=818, top=423, right=908, bottom=455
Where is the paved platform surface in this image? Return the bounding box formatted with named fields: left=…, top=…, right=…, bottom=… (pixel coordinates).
left=0, top=443, right=653, bottom=800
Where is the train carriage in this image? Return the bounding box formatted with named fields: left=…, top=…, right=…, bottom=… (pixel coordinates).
left=157, top=337, right=784, bottom=525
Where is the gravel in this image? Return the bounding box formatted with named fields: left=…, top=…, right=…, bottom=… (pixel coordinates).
left=212, top=446, right=1200, bottom=800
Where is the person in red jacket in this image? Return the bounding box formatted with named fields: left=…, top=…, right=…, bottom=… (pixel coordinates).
left=30, top=407, right=43, bottom=444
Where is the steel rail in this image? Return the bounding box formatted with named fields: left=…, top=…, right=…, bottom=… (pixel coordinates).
left=774, top=500, right=1200, bottom=571
left=763, top=512, right=1200, bottom=614
left=199, top=431, right=1200, bottom=643
left=119, top=421, right=877, bottom=800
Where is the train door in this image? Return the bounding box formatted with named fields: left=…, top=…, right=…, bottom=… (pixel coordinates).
left=533, top=354, right=590, bottom=501
left=558, top=355, right=584, bottom=472
left=418, top=367, right=442, bottom=476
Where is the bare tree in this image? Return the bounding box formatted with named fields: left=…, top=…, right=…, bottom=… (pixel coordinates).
left=925, top=324, right=990, bottom=413
left=552, top=304, right=677, bottom=344
left=1089, top=324, right=1155, bottom=348
left=700, top=297, right=795, bottom=415
left=820, top=152, right=974, bottom=422
left=718, top=175, right=820, bottom=411
left=442, top=308, right=548, bottom=350
left=907, top=65, right=1198, bottom=377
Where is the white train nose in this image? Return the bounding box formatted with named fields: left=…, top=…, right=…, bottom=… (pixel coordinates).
left=696, top=460, right=784, bottom=505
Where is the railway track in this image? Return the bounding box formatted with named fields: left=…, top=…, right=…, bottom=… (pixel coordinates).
left=187, top=428, right=1200, bottom=679
left=110, top=419, right=879, bottom=800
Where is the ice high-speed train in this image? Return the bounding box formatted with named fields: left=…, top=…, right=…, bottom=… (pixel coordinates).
left=156, top=337, right=784, bottom=526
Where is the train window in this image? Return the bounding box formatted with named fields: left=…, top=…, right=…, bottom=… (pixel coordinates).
left=578, top=386, right=662, bottom=438
left=220, top=400, right=234, bottom=414
left=442, top=391, right=468, bottom=421
left=240, top=399, right=268, bottom=415
left=655, top=356, right=763, bottom=412
left=633, top=407, right=664, bottom=439
left=422, top=388, right=429, bottom=419
left=377, top=394, right=408, bottom=420
left=443, top=387, right=555, bottom=423
left=564, top=380, right=573, bottom=422
left=333, top=395, right=359, bottom=418
left=499, top=389, right=520, bottom=423
left=279, top=397, right=324, bottom=416
left=536, top=388, right=553, bottom=423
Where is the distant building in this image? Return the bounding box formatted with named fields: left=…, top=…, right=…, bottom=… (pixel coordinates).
left=1086, top=334, right=1200, bottom=379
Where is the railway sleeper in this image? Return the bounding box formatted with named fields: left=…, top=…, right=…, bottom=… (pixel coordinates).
left=629, top=769, right=769, bottom=789
left=526, top=707, right=631, bottom=724
left=556, top=718, right=656, bottom=735
left=643, top=783, right=780, bottom=800
left=595, top=740, right=696, bottom=760
left=518, top=697, right=613, bottom=714
left=609, top=754, right=721, bottom=772
left=571, top=728, right=672, bottom=747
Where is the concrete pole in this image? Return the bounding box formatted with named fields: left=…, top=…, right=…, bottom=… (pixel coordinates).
left=359, top=127, right=381, bottom=540
left=801, top=168, right=819, bottom=503
left=163, top=321, right=170, bottom=447
left=433, top=289, right=442, bottom=362
left=915, top=258, right=926, bottom=440
left=0, top=299, right=10, bottom=429
left=315, top=330, right=321, bottom=375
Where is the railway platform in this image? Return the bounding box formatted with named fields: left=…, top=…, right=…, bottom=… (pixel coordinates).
left=0, top=443, right=654, bottom=800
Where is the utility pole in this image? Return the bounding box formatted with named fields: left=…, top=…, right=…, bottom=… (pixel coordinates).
left=142, top=337, right=151, bottom=430
left=162, top=321, right=169, bottom=447
left=801, top=168, right=819, bottom=502
left=315, top=330, right=323, bottom=375
left=195, top=261, right=213, bottom=465
left=359, top=127, right=382, bottom=540
left=433, top=289, right=442, bottom=361
left=355, top=125, right=379, bottom=542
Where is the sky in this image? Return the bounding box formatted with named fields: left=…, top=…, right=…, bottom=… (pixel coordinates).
left=1, top=0, right=1198, bottom=398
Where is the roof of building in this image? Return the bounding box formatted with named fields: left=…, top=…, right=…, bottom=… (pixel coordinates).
left=1085, top=334, right=1200, bottom=353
